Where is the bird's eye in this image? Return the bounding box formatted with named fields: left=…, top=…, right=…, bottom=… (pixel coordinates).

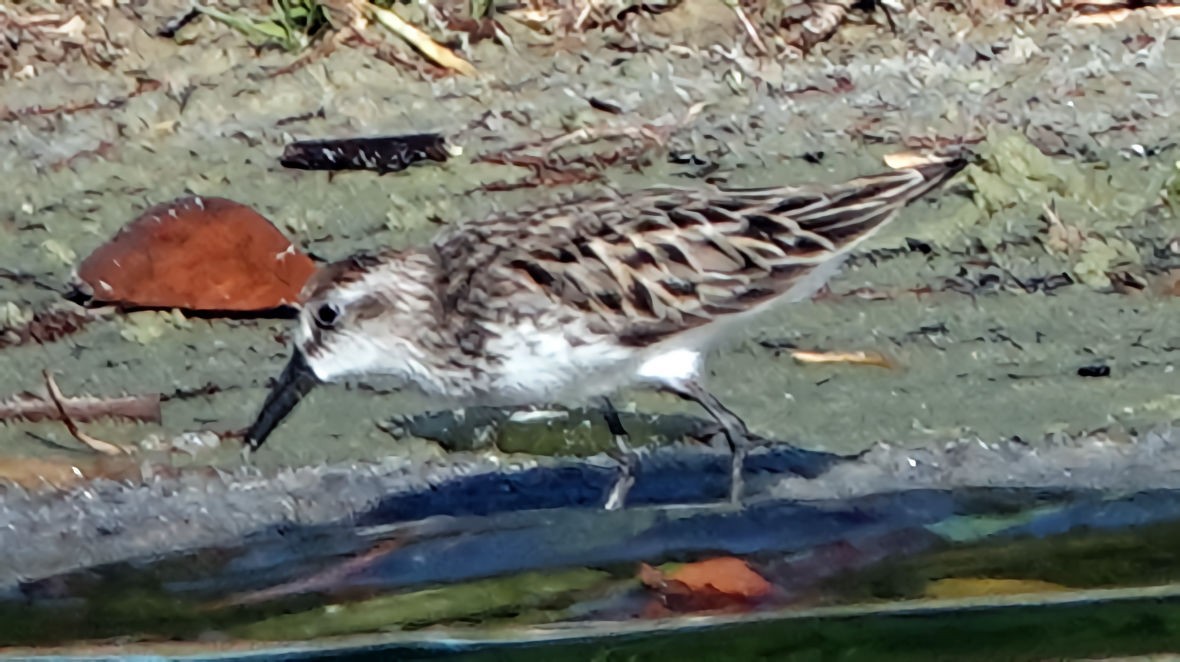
left=312, top=302, right=342, bottom=329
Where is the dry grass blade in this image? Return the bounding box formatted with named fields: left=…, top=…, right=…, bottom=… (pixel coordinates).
left=42, top=370, right=134, bottom=456
left=725, top=0, right=768, bottom=54
left=368, top=3, right=477, bottom=76
left=884, top=150, right=951, bottom=169
left=790, top=350, right=896, bottom=369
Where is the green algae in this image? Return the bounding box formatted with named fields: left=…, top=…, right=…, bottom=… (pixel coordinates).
left=233, top=568, right=613, bottom=640
left=949, top=130, right=1169, bottom=289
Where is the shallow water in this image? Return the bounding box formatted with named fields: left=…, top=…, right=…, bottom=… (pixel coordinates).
left=6, top=484, right=1180, bottom=659
left=2, top=2, right=1180, bottom=658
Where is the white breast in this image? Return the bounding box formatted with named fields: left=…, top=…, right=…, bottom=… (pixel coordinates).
left=482, top=318, right=643, bottom=405
left=481, top=314, right=726, bottom=405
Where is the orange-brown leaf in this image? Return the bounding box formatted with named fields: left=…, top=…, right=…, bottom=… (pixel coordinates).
left=666, top=557, right=773, bottom=599
left=75, top=197, right=315, bottom=312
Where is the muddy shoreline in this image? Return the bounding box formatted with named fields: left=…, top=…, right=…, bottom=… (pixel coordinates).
left=3, top=421, right=1180, bottom=587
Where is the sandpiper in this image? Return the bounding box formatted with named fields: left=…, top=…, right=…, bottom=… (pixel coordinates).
left=245, top=153, right=967, bottom=508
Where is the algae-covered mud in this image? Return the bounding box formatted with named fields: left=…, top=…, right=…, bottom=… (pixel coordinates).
left=1, top=0, right=1180, bottom=630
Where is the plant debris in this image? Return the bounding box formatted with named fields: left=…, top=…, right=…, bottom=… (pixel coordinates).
left=475, top=104, right=703, bottom=190
left=502, top=0, right=683, bottom=34
left=790, top=349, right=896, bottom=369
left=194, top=0, right=331, bottom=52
left=41, top=370, right=134, bottom=456
left=369, top=2, right=477, bottom=76
left=0, top=386, right=160, bottom=425
left=775, top=0, right=856, bottom=57
left=0, top=4, right=129, bottom=77
left=280, top=133, right=455, bottom=174
left=194, top=0, right=477, bottom=76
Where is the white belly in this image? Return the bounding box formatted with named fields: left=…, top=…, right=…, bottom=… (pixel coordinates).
left=480, top=316, right=714, bottom=405
left=481, top=320, right=632, bottom=405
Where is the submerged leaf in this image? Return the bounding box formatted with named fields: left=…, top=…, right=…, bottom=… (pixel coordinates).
left=665, top=557, right=773, bottom=599
left=640, top=557, right=773, bottom=615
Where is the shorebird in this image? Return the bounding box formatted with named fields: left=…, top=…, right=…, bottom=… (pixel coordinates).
left=245, top=153, right=967, bottom=508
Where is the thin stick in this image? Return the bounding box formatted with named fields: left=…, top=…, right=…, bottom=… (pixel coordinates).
left=0, top=391, right=161, bottom=423
left=368, top=3, right=477, bottom=76
left=573, top=0, right=596, bottom=31
left=42, top=370, right=133, bottom=456
left=727, top=2, right=768, bottom=54
left=791, top=350, right=896, bottom=369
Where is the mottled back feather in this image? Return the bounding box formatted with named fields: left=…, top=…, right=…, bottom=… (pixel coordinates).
left=433, top=157, right=966, bottom=347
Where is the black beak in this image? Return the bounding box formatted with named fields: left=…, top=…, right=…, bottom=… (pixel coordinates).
left=245, top=351, right=320, bottom=451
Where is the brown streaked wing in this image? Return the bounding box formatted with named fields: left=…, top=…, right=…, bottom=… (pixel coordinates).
left=433, top=157, right=966, bottom=345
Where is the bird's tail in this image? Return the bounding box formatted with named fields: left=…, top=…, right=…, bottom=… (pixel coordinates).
left=720, top=151, right=970, bottom=252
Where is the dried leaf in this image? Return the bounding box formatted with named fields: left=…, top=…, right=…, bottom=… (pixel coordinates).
left=666, top=557, right=773, bottom=599
left=640, top=557, right=772, bottom=615
left=72, top=196, right=315, bottom=312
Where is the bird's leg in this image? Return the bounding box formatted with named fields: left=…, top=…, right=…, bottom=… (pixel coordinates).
left=599, top=397, right=637, bottom=511
left=663, top=381, right=750, bottom=505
